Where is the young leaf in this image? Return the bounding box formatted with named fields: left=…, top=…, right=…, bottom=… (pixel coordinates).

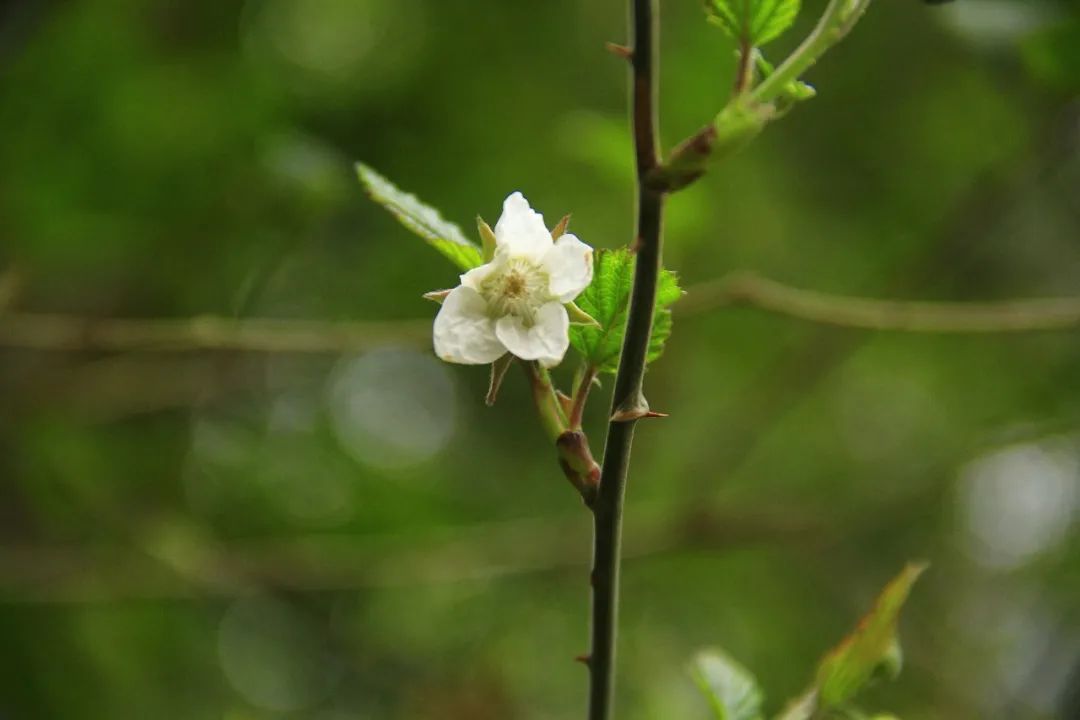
left=356, top=163, right=484, bottom=271
left=753, top=50, right=816, bottom=104
left=691, top=649, right=765, bottom=720
left=814, top=562, right=928, bottom=709
left=568, top=248, right=682, bottom=374
left=773, top=688, right=817, bottom=720
left=704, top=0, right=801, bottom=47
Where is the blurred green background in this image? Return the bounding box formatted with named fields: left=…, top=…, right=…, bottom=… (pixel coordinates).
left=1, top=0, right=1079, bottom=718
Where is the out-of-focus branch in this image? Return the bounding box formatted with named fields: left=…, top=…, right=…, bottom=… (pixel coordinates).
left=0, top=504, right=825, bottom=604
left=0, top=267, right=20, bottom=310
left=5, top=270, right=1080, bottom=357
left=0, top=312, right=430, bottom=352
left=678, top=271, right=1080, bottom=333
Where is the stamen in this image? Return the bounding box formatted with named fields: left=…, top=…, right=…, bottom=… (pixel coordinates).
left=482, top=259, right=550, bottom=323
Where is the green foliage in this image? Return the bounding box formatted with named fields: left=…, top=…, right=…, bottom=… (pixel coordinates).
left=704, top=0, right=801, bottom=47
left=568, top=248, right=681, bottom=374
left=356, top=163, right=484, bottom=271
left=1021, top=18, right=1080, bottom=93
left=815, top=562, right=927, bottom=708
left=691, top=649, right=764, bottom=720
left=703, top=564, right=925, bottom=720
left=2, top=0, right=1074, bottom=718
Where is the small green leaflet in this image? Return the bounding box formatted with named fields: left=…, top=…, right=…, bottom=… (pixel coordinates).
left=356, top=163, right=484, bottom=271
left=705, top=0, right=801, bottom=47
left=776, top=562, right=927, bottom=720
left=691, top=649, right=764, bottom=720
left=815, top=562, right=927, bottom=708
left=568, top=248, right=682, bottom=374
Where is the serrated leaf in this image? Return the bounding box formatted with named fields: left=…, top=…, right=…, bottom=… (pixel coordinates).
left=568, top=248, right=682, bottom=374
left=704, top=0, right=801, bottom=47
left=691, top=649, right=765, bottom=720
left=356, top=163, right=483, bottom=271
left=815, top=563, right=928, bottom=709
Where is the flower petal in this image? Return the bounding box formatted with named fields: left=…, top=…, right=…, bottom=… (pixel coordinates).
left=459, top=259, right=499, bottom=291
left=543, top=233, right=593, bottom=302
left=494, top=303, right=570, bottom=368
left=494, top=192, right=553, bottom=259
left=433, top=286, right=506, bottom=364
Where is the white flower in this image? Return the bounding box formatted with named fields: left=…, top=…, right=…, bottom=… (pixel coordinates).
left=432, top=192, right=593, bottom=368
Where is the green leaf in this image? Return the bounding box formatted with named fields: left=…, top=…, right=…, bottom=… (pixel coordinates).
left=815, top=562, right=928, bottom=709
left=704, top=0, right=801, bottom=47
left=568, top=248, right=682, bottom=374
left=356, top=163, right=483, bottom=271
left=691, top=649, right=765, bottom=720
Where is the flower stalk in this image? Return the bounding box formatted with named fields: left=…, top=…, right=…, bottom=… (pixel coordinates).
left=524, top=362, right=569, bottom=441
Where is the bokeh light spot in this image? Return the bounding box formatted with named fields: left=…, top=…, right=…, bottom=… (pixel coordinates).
left=326, top=348, right=456, bottom=470
left=959, top=437, right=1079, bottom=570
left=218, top=595, right=343, bottom=712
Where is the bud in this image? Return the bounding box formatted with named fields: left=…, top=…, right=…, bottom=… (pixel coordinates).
left=556, top=430, right=600, bottom=504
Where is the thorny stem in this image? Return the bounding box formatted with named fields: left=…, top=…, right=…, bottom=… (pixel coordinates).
left=587, top=0, right=664, bottom=717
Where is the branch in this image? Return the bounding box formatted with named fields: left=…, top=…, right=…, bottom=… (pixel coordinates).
left=569, top=365, right=599, bottom=430
left=0, top=504, right=825, bottom=604
left=5, top=269, right=1079, bottom=360
left=679, top=271, right=1080, bottom=333
left=650, top=0, right=874, bottom=192
left=748, top=0, right=871, bottom=106
left=0, top=312, right=430, bottom=352
left=588, top=0, right=664, bottom=717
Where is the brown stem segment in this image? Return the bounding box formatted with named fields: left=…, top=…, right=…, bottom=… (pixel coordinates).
left=569, top=365, right=598, bottom=430
left=587, top=0, right=664, bottom=718
left=733, top=37, right=753, bottom=95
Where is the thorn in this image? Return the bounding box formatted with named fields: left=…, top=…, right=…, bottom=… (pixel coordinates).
left=605, top=42, right=632, bottom=60
left=643, top=410, right=669, bottom=419
left=628, top=235, right=643, bottom=254
left=610, top=392, right=649, bottom=422
left=575, top=654, right=592, bottom=667
left=550, top=214, right=571, bottom=240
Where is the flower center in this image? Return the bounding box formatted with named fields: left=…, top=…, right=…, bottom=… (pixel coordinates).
left=482, top=258, right=549, bottom=324
left=503, top=272, right=527, bottom=298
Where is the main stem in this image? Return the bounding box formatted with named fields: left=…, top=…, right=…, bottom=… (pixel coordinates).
left=587, top=0, right=663, bottom=718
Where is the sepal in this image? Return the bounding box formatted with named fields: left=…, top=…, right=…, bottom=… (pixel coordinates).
left=566, top=301, right=601, bottom=328
left=485, top=354, right=514, bottom=406
left=423, top=288, right=453, bottom=304
left=477, top=216, right=498, bottom=262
